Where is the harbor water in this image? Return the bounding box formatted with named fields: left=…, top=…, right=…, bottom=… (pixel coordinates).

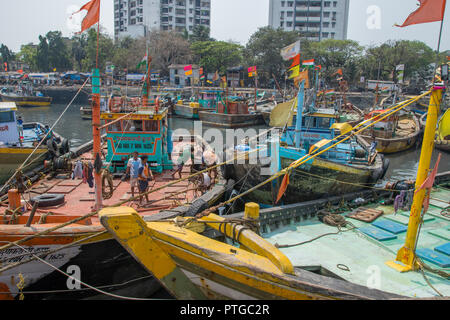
left=2, top=102, right=450, bottom=185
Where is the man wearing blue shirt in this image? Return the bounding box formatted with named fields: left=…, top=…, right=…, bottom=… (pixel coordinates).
left=17, top=116, right=23, bottom=138
left=126, top=151, right=141, bottom=198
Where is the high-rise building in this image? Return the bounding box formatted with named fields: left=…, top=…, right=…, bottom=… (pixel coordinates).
left=114, top=0, right=211, bottom=40
left=268, top=0, right=350, bottom=41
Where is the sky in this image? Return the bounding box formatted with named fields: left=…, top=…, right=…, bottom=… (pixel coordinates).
left=0, top=0, right=449, bottom=52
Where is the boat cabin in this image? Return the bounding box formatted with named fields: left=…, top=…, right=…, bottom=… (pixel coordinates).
left=101, top=107, right=172, bottom=174
left=0, top=102, right=20, bottom=146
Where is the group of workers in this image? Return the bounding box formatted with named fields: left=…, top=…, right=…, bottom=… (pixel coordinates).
left=125, top=146, right=217, bottom=207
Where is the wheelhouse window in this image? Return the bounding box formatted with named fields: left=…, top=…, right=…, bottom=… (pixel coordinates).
left=143, top=120, right=159, bottom=132
left=0, top=111, right=15, bottom=123
left=107, top=120, right=122, bottom=132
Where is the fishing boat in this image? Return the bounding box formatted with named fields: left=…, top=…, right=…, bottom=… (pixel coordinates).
left=359, top=109, right=421, bottom=154
left=435, top=109, right=450, bottom=152
left=173, top=100, right=215, bottom=120
left=0, top=83, right=52, bottom=107
left=225, top=82, right=389, bottom=205
left=99, top=86, right=449, bottom=300
left=0, top=59, right=226, bottom=299
left=0, top=102, right=69, bottom=184
left=198, top=95, right=265, bottom=128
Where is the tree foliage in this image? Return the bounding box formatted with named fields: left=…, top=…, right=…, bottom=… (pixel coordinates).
left=46, top=31, right=72, bottom=71
left=191, top=41, right=243, bottom=74
left=0, top=44, right=14, bottom=65
left=244, top=27, right=300, bottom=86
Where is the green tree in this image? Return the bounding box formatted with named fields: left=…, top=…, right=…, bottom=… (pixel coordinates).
left=191, top=41, right=243, bottom=74
left=362, top=40, right=435, bottom=82
left=17, top=44, right=38, bottom=71
left=71, top=34, right=87, bottom=71
left=303, top=39, right=363, bottom=83
left=244, top=27, right=300, bottom=86
left=46, top=31, right=72, bottom=71
left=81, top=27, right=115, bottom=72
left=0, top=44, right=14, bottom=66
left=133, top=31, right=192, bottom=77
left=36, top=35, right=50, bottom=71
left=189, top=26, right=213, bottom=42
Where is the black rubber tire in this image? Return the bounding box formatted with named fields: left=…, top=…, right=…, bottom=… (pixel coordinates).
left=30, top=194, right=65, bottom=208
left=60, top=138, right=70, bottom=155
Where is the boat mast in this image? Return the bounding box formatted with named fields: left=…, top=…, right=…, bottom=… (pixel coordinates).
left=295, top=81, right=305, bottom=149
left=92, top=18, right=102, bottom=211
left=387, top=86, right=443, bottom=272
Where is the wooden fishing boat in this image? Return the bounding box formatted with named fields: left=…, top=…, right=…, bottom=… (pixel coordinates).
left=1, top=84, right=52, bottom=107
left=80, top=106, right=92, bottom=120
left=99, top=87, right=449, bottom=300
left=199, top=98, right=264, bottom=128
left=0, top=65, right=226, bottom=299
left=173, top=101, right=214, bottom=120
left=359, top=110, right=421, bottom=154
left=99, top=171, right=450, bottom=300
left=0, top=102, right=69, bottom=184
left=226, top=84, right=389, bottom=205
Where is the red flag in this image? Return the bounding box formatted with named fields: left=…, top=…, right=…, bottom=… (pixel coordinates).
left=415, top=153, right=441, bottom=214
left=276, top=174, right=290, bottom=204
left=289, top=54, right=301, bottom=69
left=395, top=0, right=447, bottom=27
left=73, top=0, right=100, bottom=33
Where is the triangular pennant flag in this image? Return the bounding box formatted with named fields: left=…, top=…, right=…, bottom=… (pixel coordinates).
left=395, top=0, right=447, bottom=28
left=288, top=65, right=300, bottom=79
left=289, top=54, right=301, bottom=69
left=72, top=0, right=100, bottom=34
left=276, top=174, right=290, bottom=204
left=414, top=153, right=442, bottom=214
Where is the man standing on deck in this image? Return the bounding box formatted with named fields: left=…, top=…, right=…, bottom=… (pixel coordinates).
left=126, top=151, right=141, bottom=198
left=17, top=116, right=23, bottom=138
left=138, top=155, right=153, bottom=205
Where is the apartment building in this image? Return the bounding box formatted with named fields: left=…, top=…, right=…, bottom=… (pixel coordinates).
left=269, top=0, right=350, bottom=41
left=114, top=0, right=211, bottom=40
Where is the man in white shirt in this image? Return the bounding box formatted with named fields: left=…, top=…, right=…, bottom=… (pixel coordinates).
left=126, top=151, right=141, bottom=198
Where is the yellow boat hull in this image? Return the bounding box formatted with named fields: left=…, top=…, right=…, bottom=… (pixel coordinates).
left=99, top=208, right=400, bottom=300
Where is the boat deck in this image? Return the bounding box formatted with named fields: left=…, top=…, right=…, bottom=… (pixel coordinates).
left=263, top=186, right=450, bottom=298
left=0, top=140, right=217, bottom=226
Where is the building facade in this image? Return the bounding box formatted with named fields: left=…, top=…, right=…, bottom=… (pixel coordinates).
left=114, top=0, right=211, bottom=40
left=268, top=0, right=350, bottom=41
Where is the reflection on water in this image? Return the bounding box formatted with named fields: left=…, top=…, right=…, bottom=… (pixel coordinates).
left=384, top=147, right=450, bottom=182
left=2, top=103, right=450, bottom=186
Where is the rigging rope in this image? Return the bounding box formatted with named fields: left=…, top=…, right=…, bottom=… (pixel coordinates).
left=0, top=91, right=431, bottom=254
left=0, top=77, right=91, bottom=195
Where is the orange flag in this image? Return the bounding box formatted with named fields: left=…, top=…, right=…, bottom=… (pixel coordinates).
left=289, top=54, right=301, bottom=69
left=73, top=0, right=100, bottom=33
left=276, top=174, right=290, bottom=204
left=395, top=0, right=447, bottom=27
left=294, top=70, right=310, bottom=88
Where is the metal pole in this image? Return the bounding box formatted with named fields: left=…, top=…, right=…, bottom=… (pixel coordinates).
left=387, top=87, right=443, bottom=272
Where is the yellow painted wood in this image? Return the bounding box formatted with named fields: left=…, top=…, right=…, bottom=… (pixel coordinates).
left=244, top=202, right=260, bottom=220
left=0, top=148, right=47, bottom=155
left=198, top=213, right=295, bottom=275
left=389, top=88, right=443, bottom=271
left=99, top=207, right=208, bottom=299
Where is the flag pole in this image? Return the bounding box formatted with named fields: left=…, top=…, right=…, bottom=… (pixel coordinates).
left=433, top=4, right=446, bottom=83
left=92, top=1, right=103, bottom=211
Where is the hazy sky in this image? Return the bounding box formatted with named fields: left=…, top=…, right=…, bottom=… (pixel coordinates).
left=0, top=0, right=449, bottom=52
